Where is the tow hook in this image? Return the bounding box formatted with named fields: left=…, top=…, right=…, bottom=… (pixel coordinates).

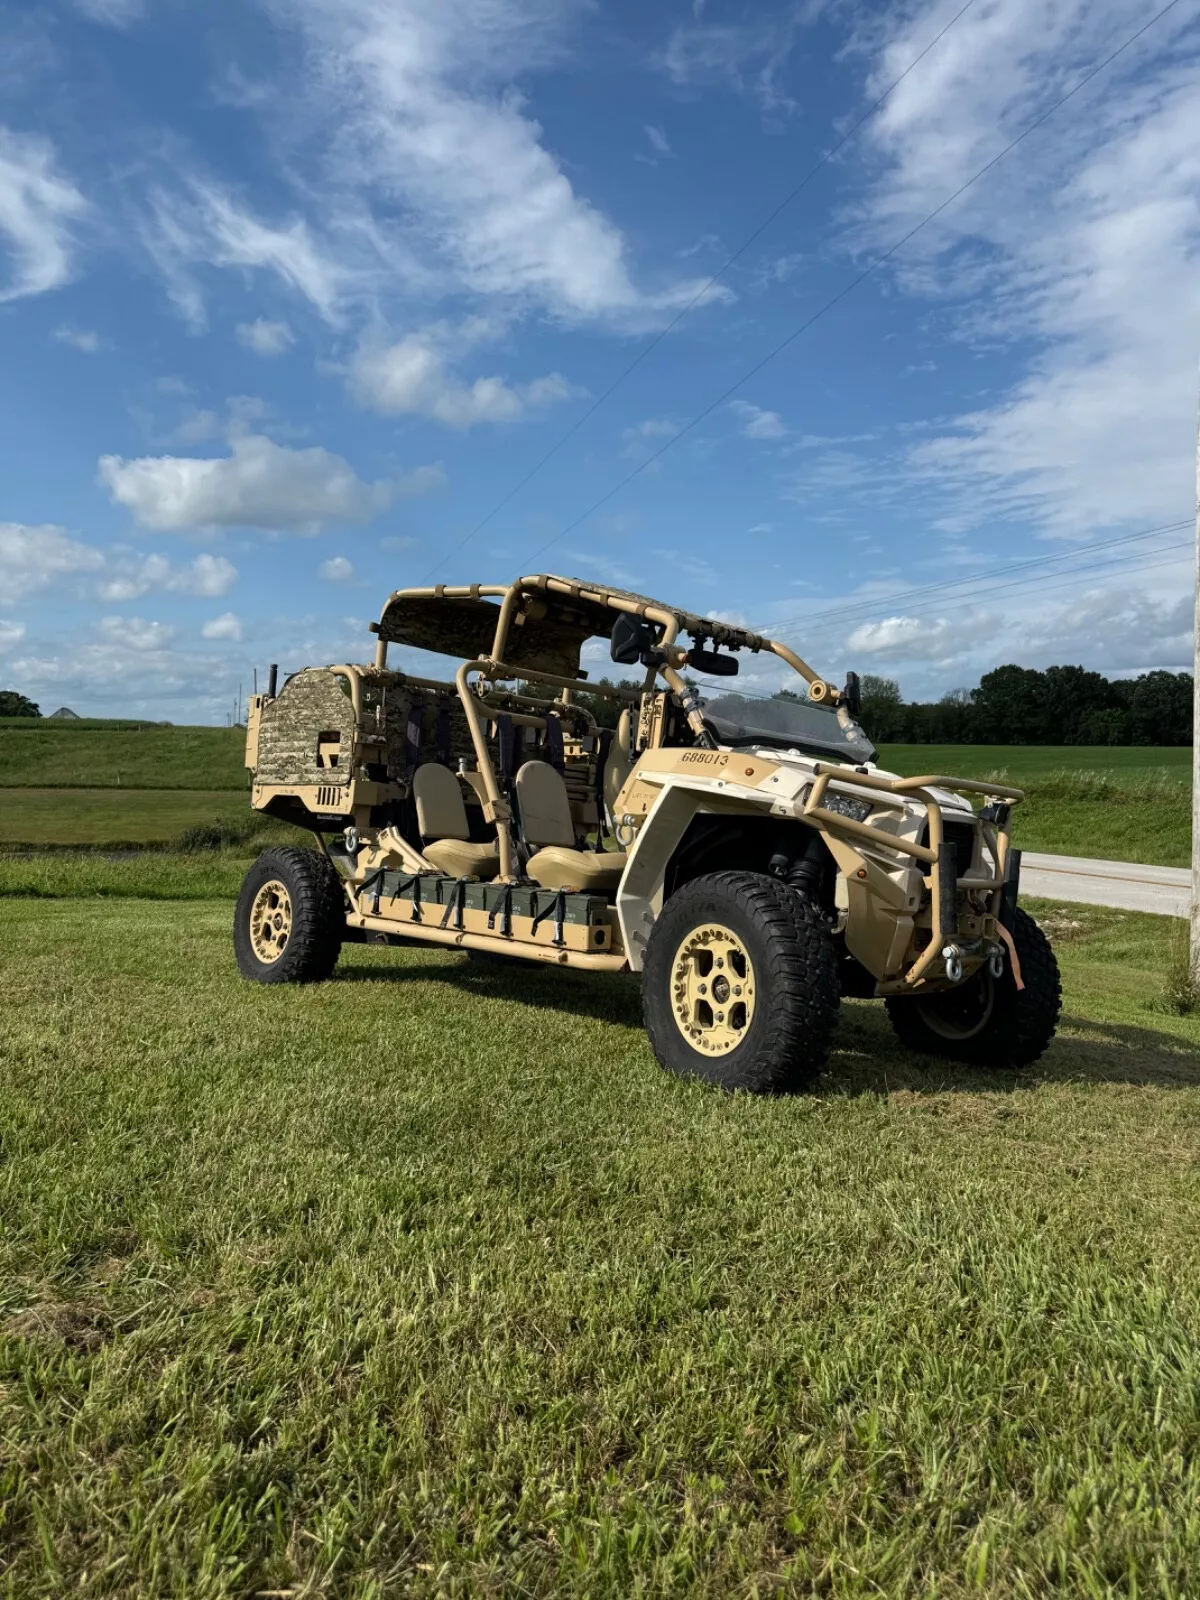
left=942, top=944, right=964, bottom=983
left=988, top=945, right=1005, bottom=980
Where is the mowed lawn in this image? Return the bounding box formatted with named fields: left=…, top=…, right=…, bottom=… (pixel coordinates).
left=0, top=789, right=256, bottom=847
left=3, top=886, right=1200, bottom=1597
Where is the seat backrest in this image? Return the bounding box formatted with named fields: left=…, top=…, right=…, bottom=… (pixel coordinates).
left=413, top=763, right=470, bottom=842
left=515, top=761, right=576, bottom=848
left=604, top=740, right=633, bottom=816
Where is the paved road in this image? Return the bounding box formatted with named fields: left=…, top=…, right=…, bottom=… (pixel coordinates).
left=1022, top=851, right=1190, bottom=918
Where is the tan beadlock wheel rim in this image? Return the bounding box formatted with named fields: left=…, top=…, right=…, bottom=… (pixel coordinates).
left=249, top=879, right=292, bottom=964
left=670, top=922, right=757, bottom=1057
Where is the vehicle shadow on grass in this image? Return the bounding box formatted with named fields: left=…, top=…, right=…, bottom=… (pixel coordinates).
left=339, top=952, right=1200, bottom=1094
left=336, top=949, right=646, bottom=1028
left=829, top=1006, right=1200, bottom=1096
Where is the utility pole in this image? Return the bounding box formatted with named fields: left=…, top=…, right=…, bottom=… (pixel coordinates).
left=1193, top=384, right=1200, bottom=984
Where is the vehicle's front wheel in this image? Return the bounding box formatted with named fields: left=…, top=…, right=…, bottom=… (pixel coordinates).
left=884, top=906, right=1061, bottom=1069
left=642, top=871, right=839, bottom=1093
left=234, top=846, right=346, bottom=984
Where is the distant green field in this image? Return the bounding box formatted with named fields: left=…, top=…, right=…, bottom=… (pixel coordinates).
left=0, top=719, right=246, bottom=790
left=1, top=727, right=1192, bottom=862
left=0, top=789, right=255, bottom=847
left=878, top=745, right=1191, bottom=866
left=878, top=743, right=1192, bottom=783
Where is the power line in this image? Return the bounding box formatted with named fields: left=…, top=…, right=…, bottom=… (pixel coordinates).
left=419, top=0, right=984, bottom=582
left=521, top=0, right=1184, bottom=569
left=756, top=518, right=1192, bottom=638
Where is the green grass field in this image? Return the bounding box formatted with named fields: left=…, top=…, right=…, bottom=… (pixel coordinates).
left=0, top=789, right=257, bottom=848
left=877, top=744, right=1192, bottom=783
left=2, top=871, right=1200, bottom=1597
left=0, top=719, right=246, bottom=791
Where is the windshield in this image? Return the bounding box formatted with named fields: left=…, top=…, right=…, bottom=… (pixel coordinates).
left=700, top=691, right=877, bottom=765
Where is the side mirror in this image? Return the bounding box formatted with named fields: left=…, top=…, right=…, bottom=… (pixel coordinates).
left=610, top=612, right=659, bottom=665
left=842, top=671, right=862, bottom=718
left=687, top=647, right=739, bottom=678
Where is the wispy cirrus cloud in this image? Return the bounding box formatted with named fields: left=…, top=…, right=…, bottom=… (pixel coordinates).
left=0, top=128, right=87, bottom=301
left=853, top=0, right=1200, bottom=539
left=251, top=0, right=724, bottom=325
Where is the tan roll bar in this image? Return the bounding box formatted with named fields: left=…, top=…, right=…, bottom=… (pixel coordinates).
left=803, top=764, right=1025, bottom=988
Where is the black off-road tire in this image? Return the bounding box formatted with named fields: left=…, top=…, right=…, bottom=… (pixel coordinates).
left=643, top=871, right=840, bottom=1093
left=884, top=906, right=1061, bottom=1069
left=234, top=846, right=346, bottom=985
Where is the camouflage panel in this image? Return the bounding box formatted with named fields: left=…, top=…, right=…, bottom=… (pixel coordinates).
left=380, top=684, right=478, bottom=781
left=255, top=668, right=355, bottom=787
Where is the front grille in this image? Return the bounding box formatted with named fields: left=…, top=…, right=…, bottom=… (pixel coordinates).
left=317, top=784, right=344, bottom=809
left=921, top=817, right=978, bottom=870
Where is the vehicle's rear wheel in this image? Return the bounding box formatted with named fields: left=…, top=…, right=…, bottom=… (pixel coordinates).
left=884, top=906, right=1061, bottom=1068
left=234, top=846, right=346, bottom=984
left=642, top=871, right=839, bottom=1093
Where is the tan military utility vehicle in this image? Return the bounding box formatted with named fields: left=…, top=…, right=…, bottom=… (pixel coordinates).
left=235, top=574, right=1060, bottom=1091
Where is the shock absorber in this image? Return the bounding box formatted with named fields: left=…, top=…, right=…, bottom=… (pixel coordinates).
left=769, top=829, right=830, bottom=907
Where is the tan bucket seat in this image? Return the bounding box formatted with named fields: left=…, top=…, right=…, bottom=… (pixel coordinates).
left=604, top=708, right=634, bottom=824
left=412, top=764, right=500, bottom=879
left=516, top=761, right=626, bottom=893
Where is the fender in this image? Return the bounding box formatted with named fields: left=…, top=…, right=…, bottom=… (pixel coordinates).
left=616, top=774, right=778, bottom=971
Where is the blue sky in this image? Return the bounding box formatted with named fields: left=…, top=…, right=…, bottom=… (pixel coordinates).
left=1, top=0, right=1197, bottom=721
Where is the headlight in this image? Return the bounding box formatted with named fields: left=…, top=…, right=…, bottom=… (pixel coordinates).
left=823, top=790, right=873, bottom=824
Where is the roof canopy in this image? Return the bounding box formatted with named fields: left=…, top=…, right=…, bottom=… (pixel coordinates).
left=377, top=574, right=771, bottom=681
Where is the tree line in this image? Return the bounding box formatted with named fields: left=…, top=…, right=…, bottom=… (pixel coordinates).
left=0, top=692, right=40, bottom=718
left=857, top=665, right=1193, bottom=746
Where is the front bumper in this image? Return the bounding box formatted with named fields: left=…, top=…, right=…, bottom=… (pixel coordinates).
left=801, top=763, right=1025, bottom=992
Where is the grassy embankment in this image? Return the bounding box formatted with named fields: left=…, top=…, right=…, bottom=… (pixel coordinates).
left=0, top=719, right=1190, bottom=863
left=1, top=880, right=1199, bottom=1596
left=0, top=719, right=259, bottom=850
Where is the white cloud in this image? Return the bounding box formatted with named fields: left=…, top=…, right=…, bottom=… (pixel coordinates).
left=98, top=615, right=176, bottom=651
left=267, top=0, right=716, bottom=323
left=0, top=619, right=25, bottom=650
left=236, top=317, right=294, bottom=356
left=621, top=417, right=679, bottom=458
left=170, top=408, right=220, bottom=445
left=0, top=128, right=87, bottom=302
left=97, top=433, right=414, bottom=533
left=320, top=555, right=354, bottom=582
left=661, top=7, right=814, bottom=115
left=847, top=612, right=1001, bottom=665
left=645, top=124, right=673, bottom=158
left=730, top=400, right=786, bottom=440
left=73, top=0, right=147, bottom=25
left=786, top=557, right=1194, bottom=696
left=0, top=523, right=104, bottom=601
left=201, top=611, right=243, bottom=641
left=141, top=182, right=346, bottom=329
left=97, top=551, right=238, bottom=601
left=856, top=0, right=1200, bottom=538
left=346, top=328, right=576, bottom=428
left=52, top=324, right=103, bottom=353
